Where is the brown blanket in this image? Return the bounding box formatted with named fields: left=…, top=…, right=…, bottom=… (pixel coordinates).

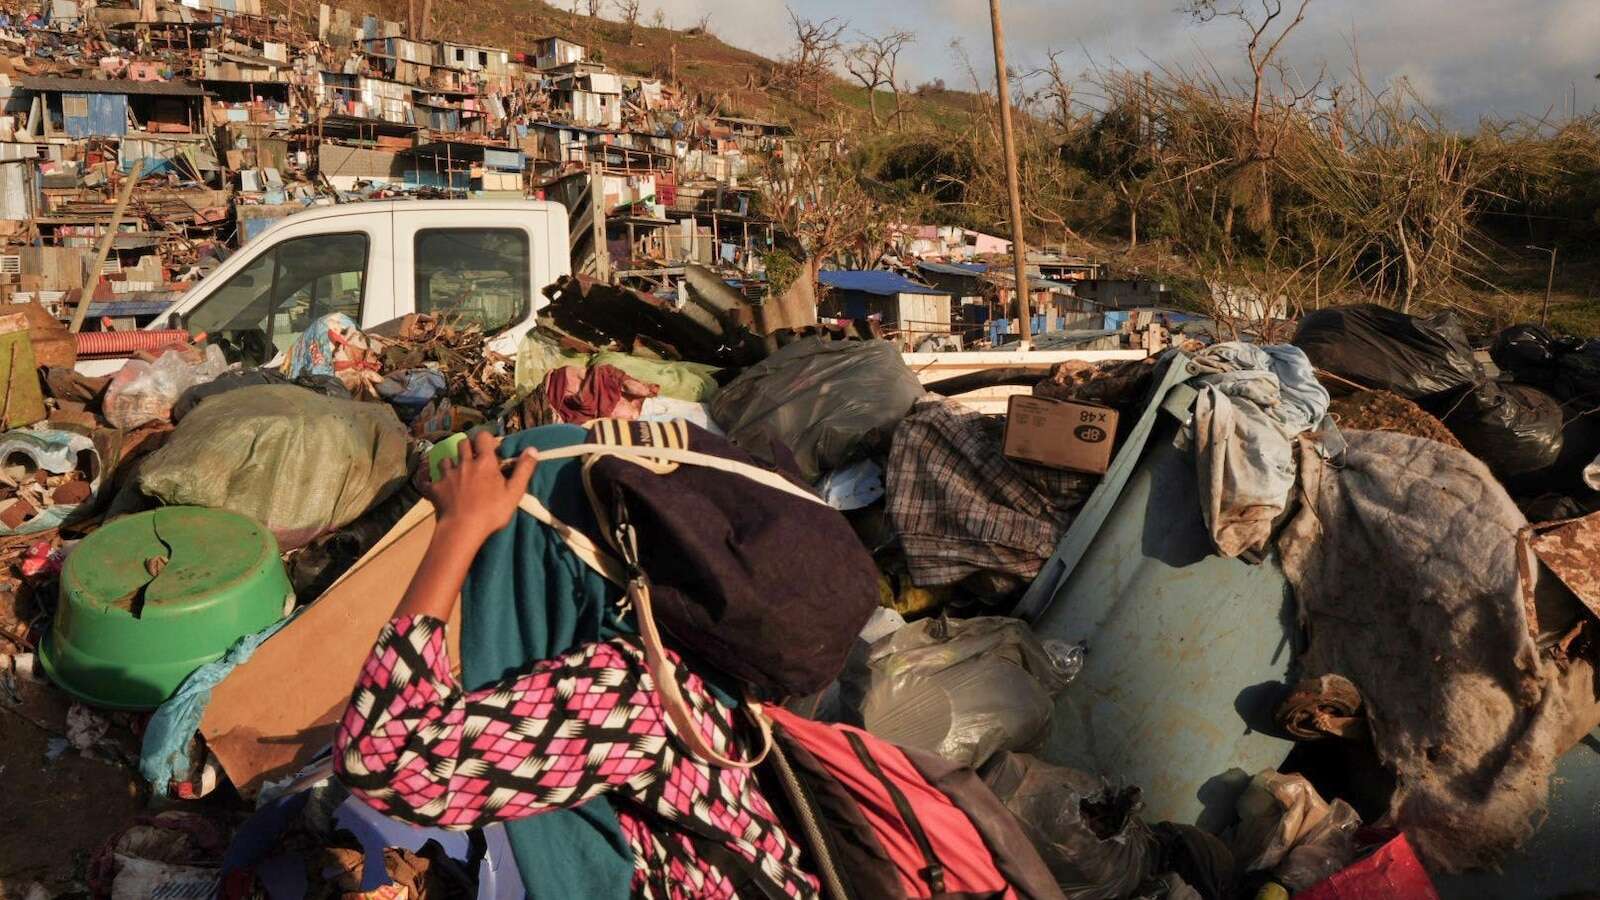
left=1278, top=429, right=1600, bottom=872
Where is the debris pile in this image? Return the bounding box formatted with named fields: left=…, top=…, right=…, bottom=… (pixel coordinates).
left=5, top=295, right=1600, bottom=898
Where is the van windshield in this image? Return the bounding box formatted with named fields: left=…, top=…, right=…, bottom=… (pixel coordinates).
left=186, top=232, right=369, bottom=366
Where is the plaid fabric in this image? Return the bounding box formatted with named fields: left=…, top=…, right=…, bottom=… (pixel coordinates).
left=886, top=399, right=1096, bottom=596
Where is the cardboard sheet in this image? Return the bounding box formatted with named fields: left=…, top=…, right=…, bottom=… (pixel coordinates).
left=199, top=500, right=458, bottom=795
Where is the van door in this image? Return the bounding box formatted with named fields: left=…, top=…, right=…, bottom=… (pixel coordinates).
left=178, top=213, right=392, bottom=367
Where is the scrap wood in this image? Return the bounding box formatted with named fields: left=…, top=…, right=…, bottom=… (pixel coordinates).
left=1328, top=390, right=1464, bottom=451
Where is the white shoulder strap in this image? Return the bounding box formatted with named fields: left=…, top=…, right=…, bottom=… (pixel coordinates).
left=524, top=443, right=828, bottom=507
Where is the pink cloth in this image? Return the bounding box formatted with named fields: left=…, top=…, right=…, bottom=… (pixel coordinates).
left=544, top=364, right=660, bottom=425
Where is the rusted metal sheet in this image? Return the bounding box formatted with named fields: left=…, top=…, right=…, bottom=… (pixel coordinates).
left=1530, top=512, right=1600, bottom=621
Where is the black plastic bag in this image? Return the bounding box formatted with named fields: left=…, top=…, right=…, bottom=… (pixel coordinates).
left=710, top=337, right=925, bottom=480
left=1292, top=305, right=1483, bottom=400
left=1444, top=382, right=1565, bottom=476
left=173, top=369, right=352, bottom=422
left=1490, top=323, right=1558, bottom=379
left=1552, top=342, right=1600, bottom=403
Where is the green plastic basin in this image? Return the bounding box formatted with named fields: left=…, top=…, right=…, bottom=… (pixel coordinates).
left=39, top=507, right=291, bottom=710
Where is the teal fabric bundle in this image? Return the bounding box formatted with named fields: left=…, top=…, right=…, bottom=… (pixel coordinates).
left=458, top=424, right=632, bottom=900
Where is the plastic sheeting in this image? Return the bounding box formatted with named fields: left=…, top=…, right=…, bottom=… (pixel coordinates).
left=982, top=752, right=1157, bottom=900
left=140, top=615, right=294, bottom=796
left=712, top=337, right=924, bottom=480
left=137, top=385, right=409, bottom=550
left=1232, top=770, right=1359, bottom=892
left=103, top=345, right=231, bottom=430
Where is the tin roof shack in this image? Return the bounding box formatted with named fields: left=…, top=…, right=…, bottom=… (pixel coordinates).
left=438, top=41, right=510, bottom=76
left=529, top=35, right=586, bottom=71
left=710, top=115, right=791, bottom=153
left=359, top=36, right=438, bottom=85
left=818, top=269, right=953, bottom=349
left=667, top=186, right=773, bottom=272
left=406, top=141, right=525, bottom=195
left=1074, top=277, right=1173, bottom=310
left=551, top=70, right=622, bottom=130
left=896, top=225, right=1010, bottom=260
left=1030, top=252, right=1101, bottom=282
left=521, top=121, right=602, bottom=174
left=18, top=77, right=208, bottom=139
left=916, top=260, right=1100, bottom=340
left=315, top=73, right=414, bottom=124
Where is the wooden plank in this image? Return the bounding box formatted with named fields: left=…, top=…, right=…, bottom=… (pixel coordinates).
left=902, top=348, right=1149, bottom=415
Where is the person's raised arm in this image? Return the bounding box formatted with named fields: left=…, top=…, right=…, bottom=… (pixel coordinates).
left=392, top=430, right=538, bottom=623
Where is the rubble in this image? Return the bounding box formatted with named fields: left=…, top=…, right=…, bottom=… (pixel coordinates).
left=0, top=3, right=1598, bottom=898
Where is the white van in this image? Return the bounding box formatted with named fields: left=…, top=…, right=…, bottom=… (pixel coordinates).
left=81, top=199, right=571, bottom=375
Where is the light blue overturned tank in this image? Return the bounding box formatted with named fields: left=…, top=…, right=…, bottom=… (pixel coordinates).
left=1016, top=353, right=1296, bottom=828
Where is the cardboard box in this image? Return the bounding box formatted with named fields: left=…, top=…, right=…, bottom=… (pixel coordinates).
left=1003, top=394, right=1120, bottom=474
left=199, top=500, right=461, bottom=796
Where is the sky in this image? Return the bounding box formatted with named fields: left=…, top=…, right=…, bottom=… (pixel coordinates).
left=640, top=0, right=1600, bottom=126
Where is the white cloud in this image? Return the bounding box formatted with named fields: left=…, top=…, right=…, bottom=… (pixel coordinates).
left=742, top=0, right=1600, bottom=125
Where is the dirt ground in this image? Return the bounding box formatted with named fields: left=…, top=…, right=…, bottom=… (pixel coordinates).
left=0, top=674, right=145, bottom=898
left=0, top=567, right=146, bottom=899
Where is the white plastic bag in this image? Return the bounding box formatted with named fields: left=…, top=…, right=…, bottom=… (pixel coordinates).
left=1232, top=769, right=1360, bottom=890
left=859, top=617, right=1073, bottom=768
left=103, top=345, right=231, bottom=430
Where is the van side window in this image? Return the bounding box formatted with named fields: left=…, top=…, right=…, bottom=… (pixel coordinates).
left=413, top=228, right=529, bottom=333
left=186, top=232, right=368, bottom=366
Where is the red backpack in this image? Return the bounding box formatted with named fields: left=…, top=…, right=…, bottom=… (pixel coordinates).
left=761, top=706, right=1064, bottom=900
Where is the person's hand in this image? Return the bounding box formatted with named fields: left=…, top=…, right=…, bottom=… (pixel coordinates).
left=427, top=431, right=538, bottom=543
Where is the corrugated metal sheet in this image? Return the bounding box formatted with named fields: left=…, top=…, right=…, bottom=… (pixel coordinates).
left=482, top=148, right=524, bottom=172
left=62, top=92, right=126, bottom=138
left=0, top=156, right=32, bottom=220
left=1023, top=357, right=1295, bottom=827
left=819, top=269, right=946, bottom=296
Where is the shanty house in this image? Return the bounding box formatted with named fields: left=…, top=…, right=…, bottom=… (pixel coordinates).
left=897, top=224, right=1010, bottom=260
left=17, top=77, right=207, bottom=138
left=529, top=36, right=585, bottom=70
left=710, top=115, right=791, bottom=152
left=818, top=269, right=952, bottom=347
left=438, top=41, right=510, bottom=75
left=552, top=71, right=622, bottom=129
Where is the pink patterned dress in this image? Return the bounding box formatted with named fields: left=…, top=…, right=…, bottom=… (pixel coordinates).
left=335, top=615, right=821, bottom=899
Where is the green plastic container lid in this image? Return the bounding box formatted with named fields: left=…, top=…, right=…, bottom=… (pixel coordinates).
left=39, top=507, right=292, bottom=711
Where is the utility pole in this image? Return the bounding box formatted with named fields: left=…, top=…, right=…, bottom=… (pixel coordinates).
left=72, top=160, right=143, bottom=334
left=1528, top=245, right=1557, bottom=327
left=988, top=0, right=1031, bottom=349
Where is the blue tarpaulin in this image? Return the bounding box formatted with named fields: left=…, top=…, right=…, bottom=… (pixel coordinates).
left=818, top=269, right=946, bottom=296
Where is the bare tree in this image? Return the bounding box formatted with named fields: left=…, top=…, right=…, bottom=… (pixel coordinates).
left=783, top=8, right=848, bottom=109
left=690, top=12, right=712, bottom=35
left=649, top=6, right=666, bottom=29
left=844, top=30, right=915, bottom=129
left=615, top=0, right=641, bottom=40
left=584, top=0, right=602, bottom=16
left=1187, top=0, right=1312, bottom=157
left=760, top=119, right=888, bottom=266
